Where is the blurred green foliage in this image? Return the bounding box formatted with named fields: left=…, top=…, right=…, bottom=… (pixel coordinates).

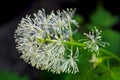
left=111, top=67, right=120, bottom=80
left=0, top=70, right=29, bottom=80
left=90, top=4, right=118, bottom=28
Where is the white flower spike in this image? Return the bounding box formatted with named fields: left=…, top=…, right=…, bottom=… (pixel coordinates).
left=14, top=8, right=79, bottom=74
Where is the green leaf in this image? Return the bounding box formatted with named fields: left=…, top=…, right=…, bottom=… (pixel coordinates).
left=0, top=70, right=29, bottom=80
left=111, top=67, right=120, bottom=80
left=90, top=4, right=118, bottom=28
left=99, top=72, right=112, bottom=80
left=102, top=29, right=120, bottom=55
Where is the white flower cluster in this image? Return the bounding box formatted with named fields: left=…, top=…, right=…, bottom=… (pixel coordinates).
left=83, top=28, right=109, bottom=68
left=15, top=9, right=79, bottom=74
left=83, top=28, right=109, bottom=53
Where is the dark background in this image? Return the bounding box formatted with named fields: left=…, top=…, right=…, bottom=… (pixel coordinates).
left=0, top=0, right=120, bottom=80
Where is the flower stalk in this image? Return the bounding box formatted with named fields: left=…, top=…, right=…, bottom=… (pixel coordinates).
left=14, top=8, right=117, bottom=74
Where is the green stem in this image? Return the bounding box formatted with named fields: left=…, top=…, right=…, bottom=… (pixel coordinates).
left=37, top=38, right=120, bottom=62
left=65, top=41, right=120, bottom=62
left=64, top=41, right=120, bottom=63
left=63, top=41, right=85, bottom=47
left=100, top=48, right=120, bottom=62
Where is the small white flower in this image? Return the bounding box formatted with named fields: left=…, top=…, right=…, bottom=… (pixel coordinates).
left=83, top=27, right=109, bottom=53
left=60, top=48, right=79, bottom=74
left=89, top=54, right=102, bottom=68
left=15, top=9, right=79, bottom=74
